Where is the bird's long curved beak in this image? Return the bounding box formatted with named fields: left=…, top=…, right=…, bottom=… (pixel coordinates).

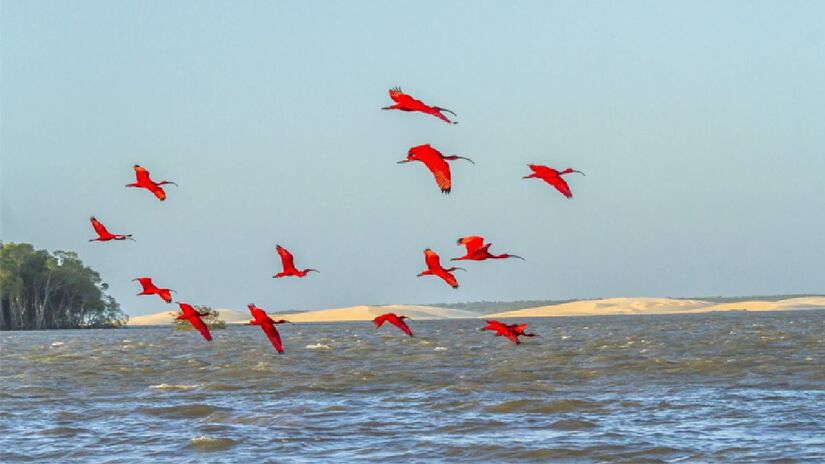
left=438, top=107, right=457, bottom=117
left=572, top=170, right=585, bottom=176
left=397, top=159, right=411, bottom=164
left=510, top=254, right=526, bottom=261
left=456, top=156, right=475, bottom=164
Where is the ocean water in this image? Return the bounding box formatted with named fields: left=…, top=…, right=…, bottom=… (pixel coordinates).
left=1, top=311, right=824, bottom=463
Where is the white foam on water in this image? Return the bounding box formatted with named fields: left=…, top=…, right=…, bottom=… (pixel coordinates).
left=434, top=346, right=447, bottom=351
left=149, top=383, right=201, bottom=390
left=306, top=343, right=331, bottom=350
left=51, top=342, right=64, bottom=346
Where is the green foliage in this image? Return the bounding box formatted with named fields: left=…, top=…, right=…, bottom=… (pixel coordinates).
left=0, top=242, right=128, bottom=330
left=171, top=305, right=226, bottom=330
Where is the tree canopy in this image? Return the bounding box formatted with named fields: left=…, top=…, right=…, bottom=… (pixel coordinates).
left=0, top=242, right=128, bottom=330
left=171, top=305, right=225, bottom=331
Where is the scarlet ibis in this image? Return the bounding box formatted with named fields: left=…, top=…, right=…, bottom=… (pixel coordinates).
left=373, top=312, right=413, bottom=337
left=507, top=322, right=536, bottom=338
left=273, top=245, right=319, bottom=278
left=481, top=319, right=534, bottom=345
left=382, top=87, right=458, bottom=124
left=88, top=217, right=134, bottom=242
left=452, top=236, right=525, bottom=262
left=523, top=164, right=585, bottom=198
left=398, top=144, right=474, bottom=194
left=133, top=277, right=175, bottom=303
left=177, top=303, right=212, bottom=341
left=125, top=165, right=177, bottom=201
left=247, top=303, right=292, bottom=353
left=418, top=248, right=465, bottom=289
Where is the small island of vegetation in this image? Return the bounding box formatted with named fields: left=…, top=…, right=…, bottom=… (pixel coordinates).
left=171, top=305, right=226, bottom=331
left=0, top=242, right=128, bottom=330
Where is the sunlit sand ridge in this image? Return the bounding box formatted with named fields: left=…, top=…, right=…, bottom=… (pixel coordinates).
left=127, top=297, right=825, bottom=325
left=486, top=296, right=825, bottom=318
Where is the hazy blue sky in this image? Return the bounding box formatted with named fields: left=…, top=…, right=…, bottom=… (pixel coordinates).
left=2, top=1, right=824, bottom=317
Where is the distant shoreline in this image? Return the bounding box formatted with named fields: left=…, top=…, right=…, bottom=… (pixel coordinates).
left=126, top=296, right=825, bottom=326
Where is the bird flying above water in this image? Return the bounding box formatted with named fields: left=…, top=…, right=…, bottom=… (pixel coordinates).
left=481, top=320, right=535, bottom=345
left=247, top=303, right=291, bottom=353
left=177, top=302, right=212, bottom=341
left=373, top=312, right=413, bottom=337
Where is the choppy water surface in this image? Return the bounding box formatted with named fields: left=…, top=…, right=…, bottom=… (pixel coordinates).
left=2, top=311, right=824, bottom=462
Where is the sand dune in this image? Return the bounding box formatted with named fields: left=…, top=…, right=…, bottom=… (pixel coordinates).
left=277, top=305, right=478, bottom=323
left=127, top=308, right=249, bottom=326
left=483, top=297, right=710, bottom=318
left=697, top=297, right=825, bottom=313
left=484, top=297, right=825, bottom=319
left=128, top=297, right=825, bottom=325
left=127, top=305, right=476, bottom=325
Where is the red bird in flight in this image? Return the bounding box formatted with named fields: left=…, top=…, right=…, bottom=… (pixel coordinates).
left=247, top=303, right=292, bottom=353
left=452, top=236, right=525, bottom=262
left=523, top=164, right=585, bottom=198
left=382, top=87, right=458, bottom=124
left=126, top=164, right=177, bottom=201
left=418, top=248, right=465, bottom=289
left=273, top=245, right=319, bottom=278
left=88, top=217, right=134, bottom=242
left=133, top=277, right=175, bottom=303
left=398, top=144, right=474, bottom=194
left=482, top=320, right=535, bottom=345
left=373, top=312, right=413, bottom=337
left=177, top=303, right=212, bottom=341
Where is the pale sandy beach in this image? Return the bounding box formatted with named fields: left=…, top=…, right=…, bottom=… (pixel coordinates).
left=486, top=296, right=825, bottom=318
left=127, top=297, right=825, bottom=325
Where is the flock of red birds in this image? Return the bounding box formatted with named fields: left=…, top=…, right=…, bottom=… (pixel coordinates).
left=90, top=88, right=575, bottom=352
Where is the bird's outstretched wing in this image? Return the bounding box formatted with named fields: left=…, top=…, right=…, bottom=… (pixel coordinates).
left=189, top=316, right=213, bottom=342
left=430, top=163, right=452, bottom=193
left=439, top=270, right=459, bottom=289
left=261, top=322, right=283, bottom=353
left=276, top=245, right=296, bottom=271
left=546, top=177, right=573, bottom=198
left=457, top=236, right=485, bottom=254
left=134, top=165, right=152, bottom=184
left=424, top=249, right=444, bottom=272
left=373, top=313, right=390, bottom=328
left=389, top=317, right=413, bottom=336
left=502, top=329, right=521, bottom=345
left=389, top=87, right=412, bottom=103
left=133, top=277, right=156, bottom=292
left=90, top=217, right=109, bottom=236
left=149, top=185, right=167, bottom=201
